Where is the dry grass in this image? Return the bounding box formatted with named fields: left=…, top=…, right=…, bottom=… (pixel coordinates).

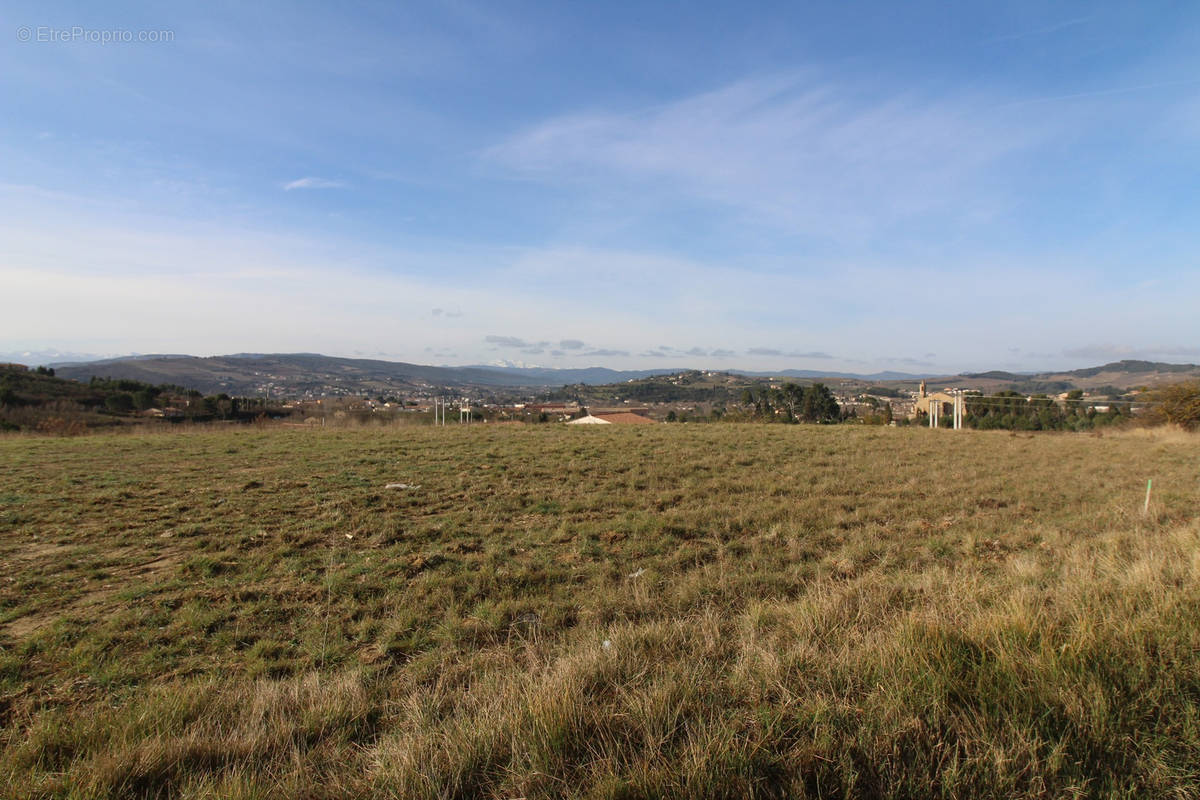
left=1, top=424, right=1198, bottom=797
left=1109, top=423, right=1200, bottom=446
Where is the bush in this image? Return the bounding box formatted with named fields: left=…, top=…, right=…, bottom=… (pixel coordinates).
left=104, top=393, right=135, bottom=413
left=1146, top=381, right=1200, bottom=430
left=134, top=388, right=158, bottom=411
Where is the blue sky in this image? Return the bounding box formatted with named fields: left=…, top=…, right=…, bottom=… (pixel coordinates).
left=3, top=1, right=1199, bottom=373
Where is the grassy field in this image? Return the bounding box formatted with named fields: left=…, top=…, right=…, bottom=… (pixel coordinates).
left=1, top=424, right=1199, bottom=798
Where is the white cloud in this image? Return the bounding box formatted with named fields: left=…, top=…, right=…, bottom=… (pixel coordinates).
left=486, top=73, right=1048, bottom=238
left=282, top=177, right=346, bottom=191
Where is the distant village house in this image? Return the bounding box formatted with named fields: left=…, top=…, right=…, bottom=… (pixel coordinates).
left=566, top=411, right=656, bottom=425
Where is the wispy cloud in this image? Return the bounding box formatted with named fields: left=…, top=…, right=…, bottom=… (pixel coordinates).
left=635, top=344, right=741, bottom=360
left=988, top=16, right=1092, bottom=43
left=747, top=347, right=833, bottom=359
left=486, top=73, right=1046, bottom=238
left=486, top=334, right=559, bottom=356
left=883, top=356, right=940, bottom=369
left=485, top=335, right=531, bottom=348
left=1063, top=344, right=1200, bottom=361
left=1001, top=78, right=1200, bottom=110
left=282, top=177, right=346, bottom=191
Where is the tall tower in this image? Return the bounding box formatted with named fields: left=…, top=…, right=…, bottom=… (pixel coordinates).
left=919, top=380, right=927, bottom=398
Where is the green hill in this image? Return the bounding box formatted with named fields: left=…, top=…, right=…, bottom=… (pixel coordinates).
left=0, top=363, right=285, bottom=432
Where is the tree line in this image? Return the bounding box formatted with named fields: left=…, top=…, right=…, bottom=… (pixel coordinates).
left=902, top=389, right=1132, bottom=432
left=735, top=383, right=842, bottom=423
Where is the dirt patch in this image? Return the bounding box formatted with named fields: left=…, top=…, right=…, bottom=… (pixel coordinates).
left=11, top=541, right=75, bottom=561
left=1, top=551, right=182, bottom=639
left=109, top=553, right=182, bottom=580
left=4, top=611, right=59, bottom=639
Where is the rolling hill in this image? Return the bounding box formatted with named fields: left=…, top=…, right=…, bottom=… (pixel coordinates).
left=43, top=353, right=1200, bottom=399
left=49, top=353, right=681, bottom=397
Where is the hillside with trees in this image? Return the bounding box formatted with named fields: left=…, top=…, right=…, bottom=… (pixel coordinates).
left=0, top=364, right=291, bottom=433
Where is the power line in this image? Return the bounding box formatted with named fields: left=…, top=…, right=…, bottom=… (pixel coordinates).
left=960, top=395, right=1161, bottom=408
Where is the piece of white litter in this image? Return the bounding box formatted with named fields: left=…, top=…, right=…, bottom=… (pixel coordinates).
left=384, top=483, right=421, bottom=490
left=602, top=640, right=612, bottom=650
left=628, top=568, right=646, bottom=579
left=345, top=533, right=354, bottom=540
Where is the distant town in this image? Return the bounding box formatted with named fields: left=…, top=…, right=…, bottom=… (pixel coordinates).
left=3, top=354, right=1190, bottom=433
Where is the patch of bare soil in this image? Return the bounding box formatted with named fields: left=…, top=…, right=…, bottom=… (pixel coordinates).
left=1, top=549, right=182, bottom=639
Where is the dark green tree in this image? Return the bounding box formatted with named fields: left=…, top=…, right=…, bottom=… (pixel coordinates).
left=134, top=388, right=158, bottom=411
left=105, top=393, right=135, bottom=413
left=799, top=383, right=839, bottom=422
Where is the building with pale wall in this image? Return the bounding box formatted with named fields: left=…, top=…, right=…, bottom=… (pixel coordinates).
left=911, top=380, right=965, bottom=420
left=565, top=411, right=657, bottom=425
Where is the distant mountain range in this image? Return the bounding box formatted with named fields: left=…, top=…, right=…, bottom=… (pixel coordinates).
left=735, top=368, right=922, bottom=381
left=963, top=360, right=1200, bottom=381
left=38, top=353, right=1200, bottom=398
left=950, top=360, right=1200, bottom=393
left=47, top=353, right=685, bottom=396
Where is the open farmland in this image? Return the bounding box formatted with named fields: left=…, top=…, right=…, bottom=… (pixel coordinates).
left=2, top=425, right=1199, bottom=798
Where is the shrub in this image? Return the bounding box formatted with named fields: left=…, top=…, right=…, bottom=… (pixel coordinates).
left=105, top=393, right=135, bottom=413
left=1146, top=381, right=1200, bottom=430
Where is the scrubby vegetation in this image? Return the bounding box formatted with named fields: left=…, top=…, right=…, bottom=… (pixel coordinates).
left=0, top=364, right=291, bottom=433
left=1145, top=380, right=1200, bottom=430
left=2, top=424, right=1199, bottom=797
